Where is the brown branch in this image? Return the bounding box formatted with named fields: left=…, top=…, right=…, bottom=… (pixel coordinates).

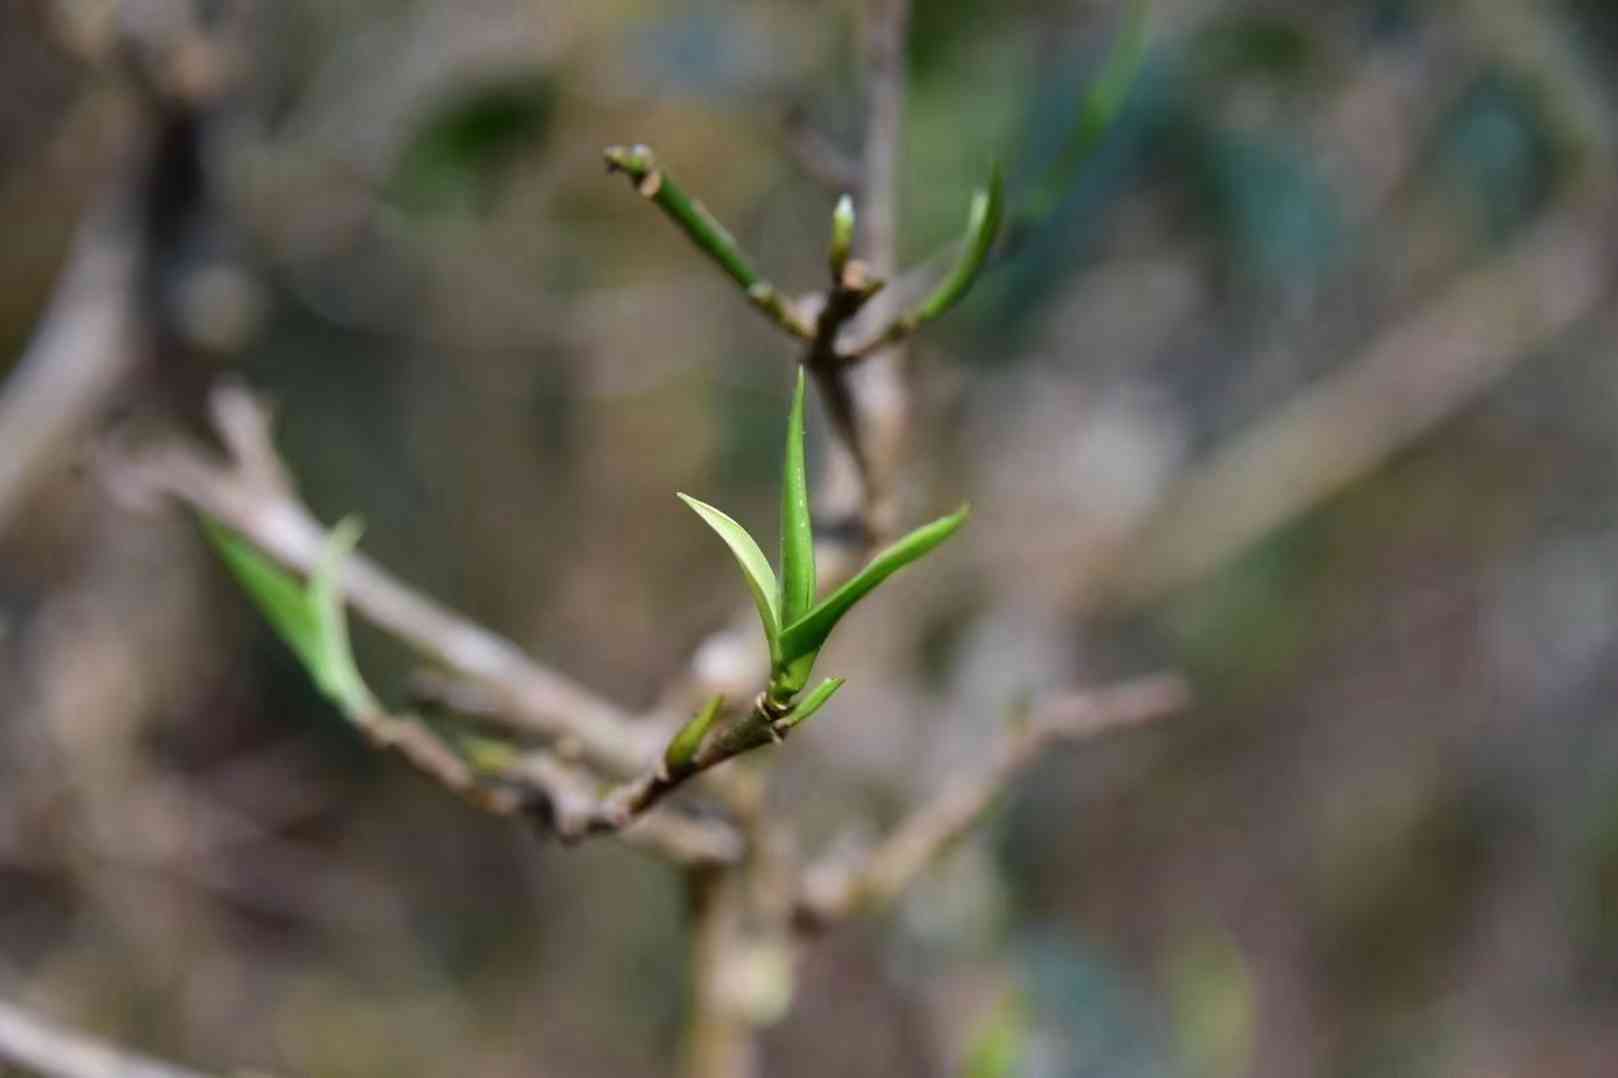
left=806, top=0, right=915, bottom=552
left=108, top=385, right=749, bottom=864
left=0, top=0, right=254, bottom=538
left=511, top=694, right=813, bottom=852
left=0, top=999, right=215, bottom=1078
left=796, top=673, right=1190, bottom=926
left=500, top=749, right=745, bottom=865
left=105, top=383, right=660, bottom=777
left=0, top=192, right=143, bottom=538
left=860, top=0, right=910, bottom=284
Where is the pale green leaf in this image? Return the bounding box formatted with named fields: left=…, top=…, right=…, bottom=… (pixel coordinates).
left=1023, top=0, right=1150, bottom=224
left=202, top=518, right=322, bottom=674
left=203, top=515, right=377, bottom=721
left=776, top=677, right=845, bottom=732
left=779, top=367, right=817, bottom=626
left=914, top=165, right=1005, bottom=325
left=678, top=493, right=781, bottom=656
left=779, top=505, right=969, bottom=664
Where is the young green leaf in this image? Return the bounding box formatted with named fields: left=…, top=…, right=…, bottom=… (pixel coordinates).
left=1023, top=0, right=1150, bottom=225
left=677, top=493, right=781, bottom=657
left=202, top=518, right=322, bottom=673
left=202, top=516, right=377, bottom=719
left=779, top=367, right=817, bottom=626
left=664, top=693, right=726, bottom=775
left=307, top=517, right=378, bottom=718
left=779, top=505, right=969, bottom=664
left=914, top=165, right=1006, bottom=326
left=776, top=677, right=845, bottom=732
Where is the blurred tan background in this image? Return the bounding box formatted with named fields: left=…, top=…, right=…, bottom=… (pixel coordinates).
left=4, top=0, right=1618, bottom=1075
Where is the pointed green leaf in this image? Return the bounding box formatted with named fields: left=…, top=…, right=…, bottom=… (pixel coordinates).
left=308, top=517, right=378, bottom=718
left=776, top=677, right=845, bottom=732
left=678, top=493, right=781, bottom=656
left=779, top=367, right=817, bottom=626
left=1024, top=0, right=1149, bottom=224
left=664, top=693, right=726, bottom=775
left=201, top=516, right=377, bottom=719
left=913, top=165, right=1005, bottom=325
left=779, top=505, right=969, bottom=663
left=202, top=518, right=322, bottom=674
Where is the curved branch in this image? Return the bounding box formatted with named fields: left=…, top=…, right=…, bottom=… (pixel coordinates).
left=797, top=672, right=1190, bottom=926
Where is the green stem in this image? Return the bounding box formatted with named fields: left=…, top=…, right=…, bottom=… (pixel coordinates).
left=605, top=145, right=815, bottom=340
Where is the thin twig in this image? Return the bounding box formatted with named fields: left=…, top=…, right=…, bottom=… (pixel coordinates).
left=796, top=672, right=1190, bottom=926
left=860, top=0, right=910, bottom=284
left=604, top=145, right=815, bottom=339
left=0, top=999, right=214, bottom=1078
left=808, top=0, right=915, bottom=547
left=106, top=384, right=659, bottom=777
left=0, top=188, right=143, bottom=539
left=500, top=749, right=745, bottom=865
left=114, top=386, right=751, bottom=864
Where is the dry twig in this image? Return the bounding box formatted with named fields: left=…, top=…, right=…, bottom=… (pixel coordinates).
left=110, top=384, right=657, bottom=776
left=798, top=672, right=1190, bottom=925
left=109, top=385, right=752, bottom=865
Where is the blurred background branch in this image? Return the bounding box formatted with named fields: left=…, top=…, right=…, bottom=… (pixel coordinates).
left=0, top=998, right=213, bottom=1078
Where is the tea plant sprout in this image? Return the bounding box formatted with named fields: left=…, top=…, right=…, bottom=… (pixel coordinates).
left=675, top=367, right=968, bottom=740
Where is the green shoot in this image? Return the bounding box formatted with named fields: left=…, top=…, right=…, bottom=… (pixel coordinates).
left=681, top=367, right=968, bottom=712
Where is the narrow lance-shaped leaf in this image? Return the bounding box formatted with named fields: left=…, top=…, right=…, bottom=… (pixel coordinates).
left=201, top=516, right=378, bottom=720
left=308, top=517, right=379, bottom=718
left=775, top=677, right=845, bottom=732
left=779, top=367, right=816, bottom=626
left=779, top=505, right=970, bottom=664
left=912, top=164, right=1005, bottom=326
left=1022, top=0, right=1150, bottom=225
left=201, top=518, right=322, bottom=673
left=677, top=493, right=781, bottom=659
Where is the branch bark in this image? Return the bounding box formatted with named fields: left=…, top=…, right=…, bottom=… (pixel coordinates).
left=797, top=672, right=1190, bottom=926
left=0, top=192, right=143, bottom=538
left=111, top=385, right=755, bottom=865
left=108, top=384, right=659, bottom=777
left=0, top=1000, right=213, bottom=1078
